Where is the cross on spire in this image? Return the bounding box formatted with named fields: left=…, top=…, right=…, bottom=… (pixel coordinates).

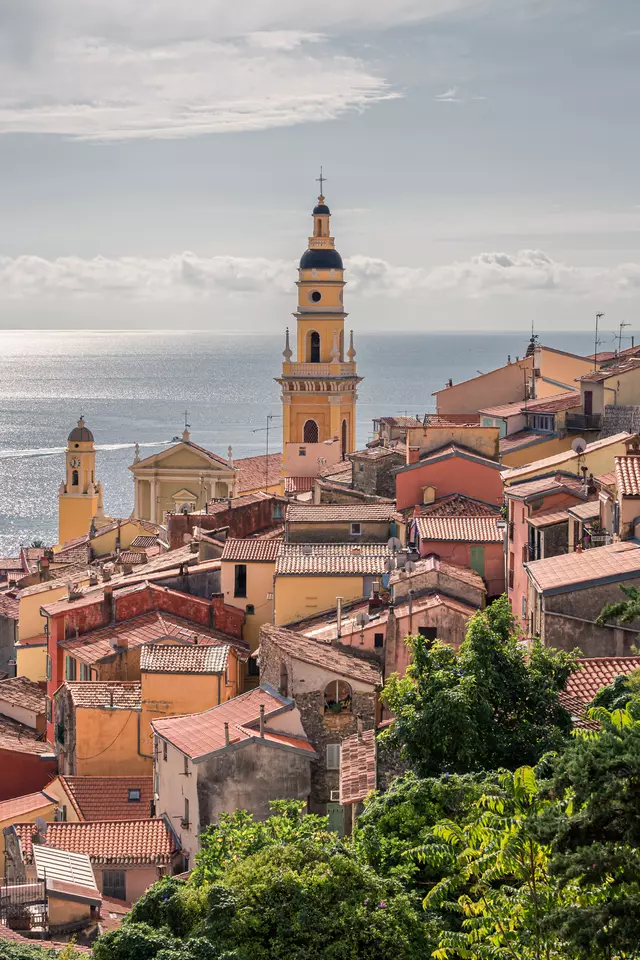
left=316, top=166, right=326, bottom=196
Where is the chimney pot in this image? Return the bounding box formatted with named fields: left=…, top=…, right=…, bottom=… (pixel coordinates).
left=259, top=704, right=265, bottom=738
left=224, top=721, right=230, bottom=746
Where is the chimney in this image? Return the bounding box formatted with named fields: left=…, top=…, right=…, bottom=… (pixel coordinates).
left=224, top=722, right=230, bottom=746
left=259, top=704, right=265, bottom=738
left=103, top=585, right=114, bottom=623
left=336, top=597, right=343, bottom=640
left=109, top=690, right=114, bottom=709
left=357, top=716, right=363, bottom=742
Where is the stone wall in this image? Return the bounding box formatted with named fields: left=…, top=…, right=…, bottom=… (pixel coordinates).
left=167, top=497, right=285, bottom=550
left=0, top=613, right=17, bottom=677
left=601, top=404, right=640, bottom=438
left=543, top=578, right=640, bottom=655
left=351, top=453, right=404, bottom=498
left=543, top=521, right=569, bottom=559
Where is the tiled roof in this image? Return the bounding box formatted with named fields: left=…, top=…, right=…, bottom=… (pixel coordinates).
left=479, top=400, right=525, bottom=418
left=414, top=515, right=502, bottom=543
left=421, top=414, right=481, bottom=427
left=499, top=430, right=550, bottom=454
left=340, top=729, right=376, bottom=804
left=57, top=776, right=154, bottom=822
left=206, top=491, right=278, bottom=514
left=117, top=551, right=147, bottom=564
left=234, top=453, right=283, bottom=493
left=578, top=358, right=640, bottom=383
left=527, top=507, right=571, bottom=528
left=64, top=682, right=142, bottom=710
left=221, top=538, right=282, bottom=563
left=416, top=494, right=500, bottom=518
left=502, top=433, right=631, bottom=482
left=140, top=643, right=229, bottom=674
left=524, top=391, right=581, bottom=413
left=388, top=553, right=486, bottom=591
left=13, top=818, right=177, bottom=865
left=318, top=459, right=353, bottom=481
left=351, top=444, right=405, bottom=462
left=0, top=790, right=56, bottom=823
left=376, top=415, right=423, bottom=427
left=568, top=500, right=600, bottom=521
left=60, top=610, right=243, bottom=666
left=526, top=542, right=640, bottom=595
left=565, top=657, right=640, bottom=708
left=0, top=676, right=46, bottom=713
left=152, top=685, right=314, bottom=761
left=0, top=557, right=24, bottom=571
left=506, top=472, right=584, bottom=501
left=615, top=456, right=640, bottom=496
left=130, top=535, right=160, bottom=549
left=597, top=470, right=617, bottom=489
left=417, top=444, right=500, bottom=468
left=0, top=716, right=52, bottom=755
left=276, top=543, right=392, bottom=576
left=284, top=476, right=316, bottom=493
left=134, top=439, right=230, bottom=470
left=0, top=591, right=19, bottom=619
left=287, top=504, right=399, bottom=523
left=261, top=624, right=382, bottom=686
left=0, top=924, right=92, bottom=953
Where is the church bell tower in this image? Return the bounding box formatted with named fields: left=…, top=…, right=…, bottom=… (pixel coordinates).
left=277, top=173, right=361, bottom=460
left=57, top=417, right=102, bottom=545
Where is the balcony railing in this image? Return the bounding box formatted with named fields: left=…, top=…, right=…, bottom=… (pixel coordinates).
left=566, top=413, right=602, bottom=431
left=281, top=361, right=358, bottom=378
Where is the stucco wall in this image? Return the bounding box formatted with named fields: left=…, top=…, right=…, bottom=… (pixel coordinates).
left=396, top=457, right=503, bottom=512
left=48, top=894, right=93, bottom=930
left=155, top=737, right=199, bottom=863
left=93, top=864, right=160, bottom=904
left=55, top=688, right=150, bottom=777
left=274, top=575, right=365, bottom=625
left=221, top=560, right=275, bottom=650
left=140, top=668, right=234, bottom=755
left=287, top=521, right=394, bottom=544
left=0, top=615, right=17, bottom=677
left=0, top=748, right=57, bottom=802
left=540, top=578, right=640, bottom=656
left=434, top=358, right=532, bottom=416
left=406, top=425, right=500, bottom=462
left=391, top=566, right=485, bottom=609
left=416, top=541, right=504, bottom=599
left=15, top=643, right=48, bottom=682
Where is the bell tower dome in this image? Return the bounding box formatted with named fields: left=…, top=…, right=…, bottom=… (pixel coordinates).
left=57, top=417, right=102, bottom=545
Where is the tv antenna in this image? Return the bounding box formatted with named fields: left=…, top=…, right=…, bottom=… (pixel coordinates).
left=594, top=313, right=604, bottom=369
left=618, top=321, right=631, bottom=354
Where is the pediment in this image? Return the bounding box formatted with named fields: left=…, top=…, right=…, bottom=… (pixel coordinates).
left=132, top=441, right=232, bottom=473
left=173, top=488, right=197, bottom=500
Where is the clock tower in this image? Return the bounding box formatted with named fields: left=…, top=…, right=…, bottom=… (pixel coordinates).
left=57, top=417, right=102, bottom=545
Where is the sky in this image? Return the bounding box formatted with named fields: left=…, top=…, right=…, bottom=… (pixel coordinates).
left=1, top=0, right=640, bottom=336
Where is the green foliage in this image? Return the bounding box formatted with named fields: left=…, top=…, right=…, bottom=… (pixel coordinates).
left=597, top=583, right=640, bottom=625
left=125, top=875, right=209, bottom=937
left=590, top=668, right=640, bottom=710
left=0, top=946, right=61, bottom=960
left=352, top=771, right=491, bottom=892
left=381, top=596, right=576, bottom=776
left=193, top=800, right=334, bottom=883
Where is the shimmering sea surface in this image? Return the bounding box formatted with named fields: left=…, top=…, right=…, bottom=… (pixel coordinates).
left=0, top=329, right=607, bottom=555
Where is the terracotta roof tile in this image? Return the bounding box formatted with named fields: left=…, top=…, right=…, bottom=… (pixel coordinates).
left=479, top=400, right=525, bottom=418
left=276, top=543, right=392, bottom=576
left=527, top=507, right=571, bottom=528
left=506, top=473, right=584, bottom=500
left=416, top=494, right=500, bottom=518
left=351, top=444, right=405, bottom=462
left=597, top=470, right=616, bottom=488
left=389, top=554, right=486, bottom=591
left=414, top=515, right=502, bottom=542
left=318, top=459, right=353, bottom=481
left=284, top=476, right=316, bottom=493
left=412, top=444, right=500, bottom=469
left=0, top=591, right=19, bottom=619
left=152, top=685, right=314, bottom=760
left=421, top=414, right=481, bottom=427
left=0, top=558, right=24, bottom=571
left=502, top=433, right=631, bottom=482
left=261, top=624, right=382, bottom=686
left=130, top=535, right=160, bottom=549
left=58, top=776, right=154, bottom=822
left=234, top=453, right=282, bottom=493
left=567, top=500, right=600, bottom=521
left=0, top=716, right=52, bottom=756
left=117, top=551, right=147, bottom=565
left=376, top=416, right=423, bottom=427
left=287, top=503, right=399, bottom=523
left=615, top=456, right=640, bottom=496
left=565, top=657, right=640, bottom=708
left=140, top=643, right=229, bottom=674
left=578, top=358, right=640, bottom=383
left=526, top=541, right=640, bottom=594
left=13, top=818, right=177, bottom=865
left=63, top=682, right=142, bottom=710
left=221, top=538, right=282, bottom=563
left=524, top=391, right=581, bottom=413
left=340, top=729, right=376, bottom=804
left=499, top=430, right=550, bottom=454
left=0, top=790, right=56, bottom=823
left=0, top=676, right=46, bottom=714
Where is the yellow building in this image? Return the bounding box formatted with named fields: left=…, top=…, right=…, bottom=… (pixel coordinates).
left=276, top=179, right=360, bottom=460
left=220, top=539, right=281, bottom=650
left=58, top=418, right=102, bottom=546
left=501, top=432, right=630, bottom=488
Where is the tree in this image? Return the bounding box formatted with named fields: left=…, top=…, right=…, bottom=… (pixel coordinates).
left=590, top=670, right=640, bottom=711
left=381, top=596, right=576, bottom=777
left=597, top=583, right=640, bottom=625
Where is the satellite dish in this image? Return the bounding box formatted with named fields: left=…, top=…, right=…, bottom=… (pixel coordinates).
left=355, top=612, right=370, bottom=627
left=35, top=817, right=48, bottom=835
left=571, top=437, right=587, bottom=454
left=387, top=537, right=403, bottom=552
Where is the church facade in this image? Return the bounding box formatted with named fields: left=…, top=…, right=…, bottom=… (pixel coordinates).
left=276, top=183, right=361, bottom=460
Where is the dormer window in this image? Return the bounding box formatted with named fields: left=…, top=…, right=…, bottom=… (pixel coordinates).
left=128, top=788, right=141, bottom=802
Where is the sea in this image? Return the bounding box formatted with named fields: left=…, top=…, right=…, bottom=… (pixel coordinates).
left=0, top=328, right=614, bottom=556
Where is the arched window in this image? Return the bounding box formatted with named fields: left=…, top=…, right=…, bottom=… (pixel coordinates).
left=303, top=419, right=319, bottom=443
left=324, top=679, right=352, bottom=713
left=279, top=662, right=289, bottom=698
left=341, top=419, right=348, bottom=460
left=72, top=470, right=79, bottom=487
left=307, top=331, right=321, bottom=363
left=245, top=604, right=255, bottom=616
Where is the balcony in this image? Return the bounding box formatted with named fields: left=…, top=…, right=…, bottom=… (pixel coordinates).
left=565, top=413, right=602, bottom=431
left=281, top=361, right=358, bottom=378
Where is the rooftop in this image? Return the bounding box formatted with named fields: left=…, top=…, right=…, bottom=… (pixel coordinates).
left=0, top=591, right=19, bottom=620
left=0, top=676, right=45, bottom=714
left=421, top=414, right=481, bottom=427
left=276, top=542, right=392, bottom=576
left=567, top=500, right=600, bottom=521
left=615, top=455, right=640, bottom=497
left=63, top=682, right=142, bottom=710
left=397, top=443, right=501, bottom=474
left=221, top=538, right=282, bottom=563
left=13, top=817, right=177, bottom=865
left=152, top=685, right=314, bottom=761
left=55, top=776, right=154, bottom=822
left=376, top=415, right=423, bottom=428
left=415, top=494, right=500, bottom=518
left=33, top=844, right=98, bottom=895
left=502, top=433, right=631, bottom=483
left=479, top=400, right=526, bottom=418
left=286, top=503, right=400, bottom=523
left=0, top=557, right=24, bottom=571
left=578, top=358, right=640, bottom=383
left=527, top=507, right=571, bottom=529
left=140, top=643, right=230, bottom=675
left=565, top=656, right=640, bottom=708
left=526, top=541, right=640, bottom=595
left=284, top=476, right=316, bottom=494
left=261, top=624, right=382, bottom=686
left=499, top=430, right=550, bottom=454
left=523, top=391, right=581, bottom=413
left=0, top=716, right=52, bottom=756
left=340, top=729, right=376, bottom=804
left=130, top=535, right=160, bottom=549
left=388, top=553, right=486, bottom=591
left=234, top=452, right=283, bottom=493
left=506, top=472, right=584, bottom=501
left=0, top=790, right=56, bottom=823
left=414, top=515, right=502, bottom=543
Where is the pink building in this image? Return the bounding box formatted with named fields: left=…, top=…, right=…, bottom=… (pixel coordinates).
left=395, top=444, right=503, bottom=513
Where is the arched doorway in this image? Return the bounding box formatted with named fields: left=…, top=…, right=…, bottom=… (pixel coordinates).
left=341, top=419, right=348, bottom=459
left=303, top=419, right=319, bottom=443
left=307, top=331, right=320, bottom=363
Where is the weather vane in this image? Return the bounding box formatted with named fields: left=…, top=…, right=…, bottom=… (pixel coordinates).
left=316, top=167, right=326, bottom=195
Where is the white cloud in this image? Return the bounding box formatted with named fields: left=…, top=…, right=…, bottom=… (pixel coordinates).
left=434, top=86, right=461, bottom=101
left=2, top=249, right=640, bottom=301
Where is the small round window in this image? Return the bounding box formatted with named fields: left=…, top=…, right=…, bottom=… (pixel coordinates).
left=310, top=291, right=322, bottom=303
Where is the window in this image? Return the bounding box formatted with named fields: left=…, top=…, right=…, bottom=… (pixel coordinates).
left=46, top=697, right=52, bottom=723
left=469, top=545, right=485, bottom=578
left=279, top=662, right=289, bottom=698
left=310, top=290, right=322, bottom=303
left=308, top=330, right=321, bottom=363
left=350, top=522, right=362, bottom=536
left=182, top=798, right=190, bottom=828
left=46, top=655, right=52, bottom=682
left=103, top=870, right=126, bottom=901
left=358, top=463, right=365, bottom=473
left=341, top=419, right=348, bottom=459
left=65, top=656, right=76, bottom=681
left=324, top=679, right=352, bottom=713
left=72, top=469, right=79, bottom=486
left=531, top=414, right=554, bottom=432
left=326, top=743, right=341, bottom=770
left=80, top=663, right=90, bottom=681
left=234, top=563, right=247, bottom=598
left=273, top=502, right=284, bottom=520
left=417, top=626, right=438, bottom=642
left=245, top=604, right=255, bottom=616
left=128, top=788, right=141, bottom=802
left=303, top=419, right=319, bottom=443
left=163, top=741, right=168, bottom=762
left=374, top=632, right=384, bottom=649
left=299, top=447, right=307, bottom=456
left=248, top=657, right=260, bottom=677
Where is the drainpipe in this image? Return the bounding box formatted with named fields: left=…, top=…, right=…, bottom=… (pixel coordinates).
left=259, top=704, right=265, bottom=738
left=336, top=597, right=343, bottom=640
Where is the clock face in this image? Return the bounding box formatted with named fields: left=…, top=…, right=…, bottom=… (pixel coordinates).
left=70, top=457, right=81, bottom=468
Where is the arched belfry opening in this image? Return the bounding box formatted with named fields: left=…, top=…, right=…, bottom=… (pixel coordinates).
left=308, top=331, right=320, bottom=363
left=341, top=419, right=348, bottom=460
left=72, top=470, right=79, bottom=487
left=303, top=419, right=319, bottom=443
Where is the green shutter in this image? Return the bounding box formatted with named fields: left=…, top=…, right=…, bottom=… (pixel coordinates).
left=326, top=802, right=345, bottom=837
left=469, top=545, right=485, bottom=577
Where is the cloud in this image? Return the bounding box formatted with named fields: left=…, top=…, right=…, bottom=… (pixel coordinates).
left=434, top=86, right=461, bottom=101
left=2, top=249, right=640, bottom=302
